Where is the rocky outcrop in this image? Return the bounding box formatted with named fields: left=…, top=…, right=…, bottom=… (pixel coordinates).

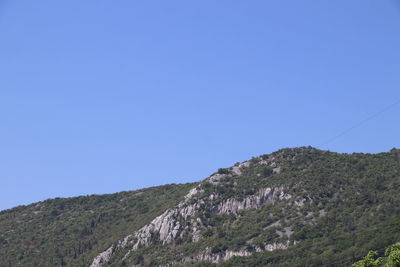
left=194, top=248, right=252, bottom=263
left=130, top=200, right=202, bottom=250
left=90, top=157, right=291, bottom=266
left=124, top=186, right=290, bottom=253
left=276, top=227, right=293, bottom=238
left=90, top=246, right=114, bottom=267
left=90, top=185, right=206, bottom=267
left=186, top=241, right=290, bottom=264
left=216, top=187, right=291, bottom=215
left=91, top=183, right=292, bottom=266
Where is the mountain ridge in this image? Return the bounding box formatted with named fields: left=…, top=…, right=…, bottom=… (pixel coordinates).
left=1, top=147, right=400, bottom=266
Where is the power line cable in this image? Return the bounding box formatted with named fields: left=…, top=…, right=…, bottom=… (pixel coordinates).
left=317, top=99, right=400, bottom=148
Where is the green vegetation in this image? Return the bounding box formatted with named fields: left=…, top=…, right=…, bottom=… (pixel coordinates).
left=1, top=147, right=400, bottom=266
left=353, top=242, right=400, bottom=267
left=0, top=183, right=196, bottom=267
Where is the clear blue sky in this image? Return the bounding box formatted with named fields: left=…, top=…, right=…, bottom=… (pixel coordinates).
left=1, top=0, right=399, bottom=211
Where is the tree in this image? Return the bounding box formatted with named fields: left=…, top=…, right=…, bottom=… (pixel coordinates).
left=352, top=242, right=400, bottom=267
left=352, top=251, right=382, bottom=267
left=385, top=242, right=400, bottom=267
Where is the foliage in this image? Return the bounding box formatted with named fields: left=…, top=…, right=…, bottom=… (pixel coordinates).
left=352, top=242, right=400, bottom=267
left=1, top=147, right=400, bottom=266
left=352, top=251, right=383, bottom=267
left=0, top=183, right=196, bottom=267
left=386, top=242, right=400, bottom=267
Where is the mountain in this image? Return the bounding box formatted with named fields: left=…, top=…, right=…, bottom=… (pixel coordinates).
left=1, top=147, right=400, bottom=267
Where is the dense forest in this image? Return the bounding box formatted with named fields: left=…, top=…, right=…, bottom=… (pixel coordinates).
left=1, top=147, right=400, bottom=266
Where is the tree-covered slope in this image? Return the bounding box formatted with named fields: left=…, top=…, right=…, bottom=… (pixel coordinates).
left=1, top=147, right=400, bottom=267
left=0, top=183, right=196, bottom=267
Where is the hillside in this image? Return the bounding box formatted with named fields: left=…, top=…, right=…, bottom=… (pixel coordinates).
left=0, top=183, right=196, bottom=266
left=1, top=147, right=400, bottom=266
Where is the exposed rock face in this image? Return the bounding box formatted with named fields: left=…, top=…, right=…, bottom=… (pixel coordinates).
left=130, top=200, right=203, bottom=251
left=90, top=246, right=114, bottom=267
left=216, top=187, right=291, bottom=215
left=91, top=184, right=291, bottom=266
left=184, top=186, right=204, bottom=201
left=294, top=198, right=307, bottom=207
left=90, top=157, right=291, bottom=267
left=189, top=241, right=290, bottom=264
left=276, top=227, right=294, bottom=238
left=209, top=173, right=227, bottom=184
left=194, top=248, right=252, bottom=263
left=90, top=185, right=206, bottom=266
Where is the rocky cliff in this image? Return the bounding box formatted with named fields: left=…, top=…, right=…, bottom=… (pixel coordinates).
left=91, top=154, right=295, bottom=266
